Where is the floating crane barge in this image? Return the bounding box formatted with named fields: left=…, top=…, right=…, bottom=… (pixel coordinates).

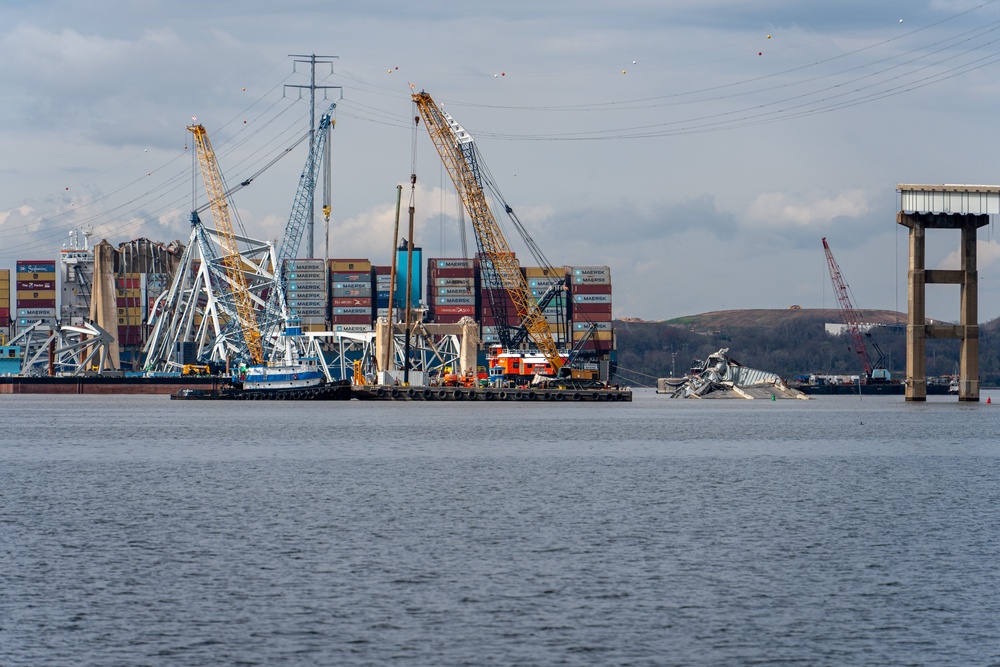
left=352, top=385, right=631, bottom=401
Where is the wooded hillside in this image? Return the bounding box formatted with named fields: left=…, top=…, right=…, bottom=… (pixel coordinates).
left=613, top=309, right=1000, bottom=387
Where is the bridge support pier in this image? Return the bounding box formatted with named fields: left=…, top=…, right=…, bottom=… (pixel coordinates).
left=897, top=210, right=987, bottom=402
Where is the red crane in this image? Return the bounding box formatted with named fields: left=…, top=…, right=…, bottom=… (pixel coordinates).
left=822, top=237, right=888, bottom=381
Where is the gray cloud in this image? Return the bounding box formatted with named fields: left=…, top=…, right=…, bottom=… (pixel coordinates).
left=3, top=1, right=1000, bottom=322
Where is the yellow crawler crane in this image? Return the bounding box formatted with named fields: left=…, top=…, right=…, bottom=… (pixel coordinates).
left=412, top=91, right=562, bottom=373
left=188, top=124, right=263, bottom=365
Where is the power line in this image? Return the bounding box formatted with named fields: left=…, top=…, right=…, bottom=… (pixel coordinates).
left=286, top=53, right=342, bottom=258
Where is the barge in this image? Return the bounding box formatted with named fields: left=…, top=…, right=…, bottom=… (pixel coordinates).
left=0, top=375, right=221, bottom=395
left=171, top=380, right=352, bottom=401
left=352, top=384, right=631, bottom=402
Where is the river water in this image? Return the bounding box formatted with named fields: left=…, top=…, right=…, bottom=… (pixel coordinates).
left=1, top=390, right=998, bottom=665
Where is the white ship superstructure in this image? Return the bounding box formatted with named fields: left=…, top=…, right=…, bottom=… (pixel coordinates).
left=60, top=228, right=94, bottom=326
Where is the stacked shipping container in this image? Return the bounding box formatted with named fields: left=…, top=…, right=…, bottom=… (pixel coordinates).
left=373, top=265, right=393, bottom=322
left=16, top=260, right=57, bottom=332
left=285, top=259, right=328, bottom=332
left=330, top=259, right=373, bottom=333
left=116, top=273, right=144, bottom=347
left=4, top=250, right=615, bottom=362
left=523, top=266, right=569, bottom=346
left=568, top=265, right=614, bottom=353
left=478, top=255, right=520, bottom=342
left=427, top=258, right=476, bottom=324
left=0, top=269, right=10, bottom=340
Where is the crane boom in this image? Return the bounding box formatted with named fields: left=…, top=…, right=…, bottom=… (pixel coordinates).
left=412, top=91, right=562, bottom=371
left=188, top=124, right=263, bottom=365
left=822, top=237, right=875, bottom=378
left=261, top=103, right=336, bottom=340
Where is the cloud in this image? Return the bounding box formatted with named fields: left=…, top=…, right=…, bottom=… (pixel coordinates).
left=743, top=189, right=871, bottom=228
left=938, top=239, right=1000, bottom=270
left=534, top=193, right=736, bottom=254
left=0, top=204, right=34, bottom=227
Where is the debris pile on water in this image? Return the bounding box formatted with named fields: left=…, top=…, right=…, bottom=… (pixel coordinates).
left=658, top=348, right=808, bottom=399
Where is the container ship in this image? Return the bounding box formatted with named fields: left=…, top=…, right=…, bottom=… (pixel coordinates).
left=0, top=236, right=618, bottom=395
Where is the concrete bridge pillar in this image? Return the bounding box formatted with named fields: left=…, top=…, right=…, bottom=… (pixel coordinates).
left=897, top=208, right=987, bottom=402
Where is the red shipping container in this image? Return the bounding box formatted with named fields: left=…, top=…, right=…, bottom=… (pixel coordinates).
left=431, top=268, right=477, bottom=279
left=331, top=297, right=372, bottom=307
left=429, top=314, right=468, bottom=324
left=0, top=307, right=9, bottom=318
left=431, top=305, right=475, bottom=315
left=480, top=305, right=521, bottom=316
left=115, top=278, right=141, bottom=289
left=571, top=304, right=613, bottom=315
left=331, top=315, right=373, bottom=325
left=16, top=281, right=55, bottom=291
left=372, top=265, right=391, bottom=275
left=16, top=299, right=56, bottom=308
left=569, top=283, right=613, bottom=295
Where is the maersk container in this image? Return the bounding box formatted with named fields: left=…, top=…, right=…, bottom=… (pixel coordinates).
left=289, top=307, right=326, bottom=318
left=288, top=299, right=326, bottom=309
left=334, top=324, right=374, bottom=333
left=435, top=277, right=475, bottom=287
left=17, top=307, right=56, bottom=318
left=287, top=278, right=327, bottom=287
left=572, top=293, right=612, bottom=304
left=571, top=266, right=611, bottom=277
left=432, top=258, right=475, bottom=270
left=572, top=274, right=612, bottom=285
left=287, top=291, right=327, bottom=303
left=285, top=270, right=326, bottom=282
left=18, top=316, right=56, bottom=326
left=334, top=281, right=371, bottom=291
left=573, top=320, right=613, bottom=331
left=437, top=287, right=475, bottom=296
left=334, top=306, right=372, bottom=316
left=528, top=278, right=562, bottom=289
left=435, top=296, right=475, bottom=305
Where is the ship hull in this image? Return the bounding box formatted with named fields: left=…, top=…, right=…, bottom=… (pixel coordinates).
left=171, top=380, right=351, bottom=401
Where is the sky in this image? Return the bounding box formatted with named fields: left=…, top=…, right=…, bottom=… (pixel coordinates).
left=3, top=0, right=1000, bottom=322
